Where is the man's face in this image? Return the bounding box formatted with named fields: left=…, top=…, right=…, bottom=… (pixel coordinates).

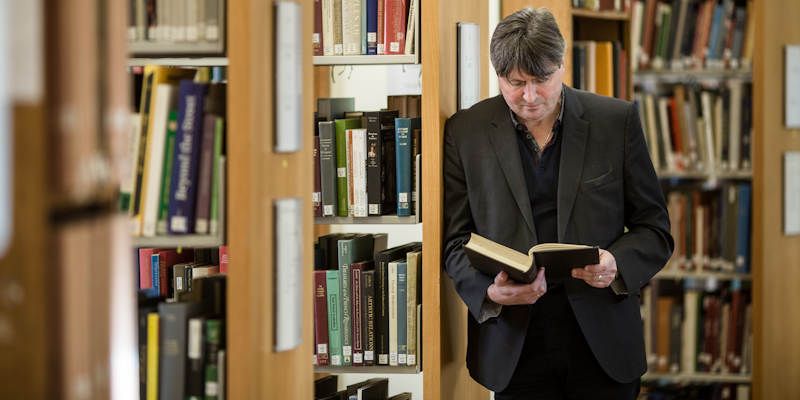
left=498, top=64, right=564, bottom=125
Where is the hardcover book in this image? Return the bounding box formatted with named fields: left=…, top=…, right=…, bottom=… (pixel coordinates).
left=464, top=233, right=599, bottom=284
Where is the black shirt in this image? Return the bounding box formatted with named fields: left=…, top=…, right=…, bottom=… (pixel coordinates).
left=511, top=87, right=565, bottom=245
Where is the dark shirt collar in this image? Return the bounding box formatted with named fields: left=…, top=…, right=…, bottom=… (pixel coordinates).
left=509, top=84, right=565, bottom=138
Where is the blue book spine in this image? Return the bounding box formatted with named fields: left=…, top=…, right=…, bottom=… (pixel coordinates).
left=396, top=261, right=408, bottom=365
left=366, top=0, right=378, bottom=54
left=151, top=254, right=160, bottom=297
left=395, top=118, right=412, bottom=216
left=168, top=80, right=209, bottom=234
left=735, top=183, right=751, bottom=273
left=707, top=4, right=725, bottom=61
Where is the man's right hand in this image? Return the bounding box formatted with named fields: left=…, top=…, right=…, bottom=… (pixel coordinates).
left=486, top=268, right=547, bottom=305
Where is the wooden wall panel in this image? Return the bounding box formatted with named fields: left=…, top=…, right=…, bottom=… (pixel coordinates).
left=753, top=1, right=800, bottom=399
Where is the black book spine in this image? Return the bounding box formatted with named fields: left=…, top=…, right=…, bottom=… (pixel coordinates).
left=366, top=113, right=383, bottom=215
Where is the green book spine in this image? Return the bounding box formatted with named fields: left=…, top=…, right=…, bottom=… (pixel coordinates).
left=334, top=118, right=361, bottom=216
left=209, top=117, right=224, bottom=235
left=157, top=110, right=178, bottom=235
left=326, top=270, right=343, bottom=366
left=204, top=319, right=222, bottom=400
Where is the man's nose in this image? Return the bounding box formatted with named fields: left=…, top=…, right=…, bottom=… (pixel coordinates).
left=523, top=82, right=538, bottom=102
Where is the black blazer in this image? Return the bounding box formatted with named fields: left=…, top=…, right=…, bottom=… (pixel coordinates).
left=442, top=86, right=674, bottom=392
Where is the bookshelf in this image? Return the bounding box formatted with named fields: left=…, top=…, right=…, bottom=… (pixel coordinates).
left=127, top=57, right=229, bottom=67
left=313, top=54, right=418, bottom=65
left=571, top=8, right=631, bottom=21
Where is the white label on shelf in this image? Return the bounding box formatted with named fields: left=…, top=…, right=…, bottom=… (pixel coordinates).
left=312, top=192, right=321, bottom=202
left=274, top=197, right=304, bottom=352
left=785, top=152, right=800, bottom=235
left=274, top=2, right=303, bottom=153
left=188, top=319, right=203, bottom=359
left=390, top=41, right=400, bottom=53
left=331, top=355, right=342, bottom=366
left=186, top=26, right=199, bottom=42
left=398, top=354, right=407, bottom=365
left=367, top=32, right=376, bottom=42
left=369, top=204, right=379, bottom=215
left=334, top=44, right=343, bottom=55
left=786, top=46, right=800, bottom=128
left=205, top=382, right=218, bottom=396
left=337, top=167, right=347, bottom=178
left=407, top=355, right=416, bottom=365
left=323, top=205, right=334, bottom=216
left=398, top=193, right=408, bottom=203
left=458, top=22, right=480, bottom=110
left=377, top=44, right=385, bottom=54
left=342, top=345, right=352, bottom=356
left=170, top=216, right=188, bottom=233
left=353, top=353, right=363, bottom=364
left=312, top=33, right=320, bottom=44
left=378, top=354, right=388, bottom=364
left=364, top=351, right=374, bottom=361
left=317, top=344, right=328, bottom=354
left=206, top=26, right=219, bottom=41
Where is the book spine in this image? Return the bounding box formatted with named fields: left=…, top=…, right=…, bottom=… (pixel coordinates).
left=326, top=270, right=343, bottom=366
left=396, top=261, right=408, bottom=365
left=194, top=114, right=217, bottom=234
left=383, top=0, right=407, bottom=54
left=139, top=248, right=154, bottom=290
left=376, top=259, right=389, bottom=364
left=130, top=69, right=155, bottom=236
left=381, top=121, right=397, bottom=215
left=338, top=240, right=354, bottom=365
left=388, top=261, right=399, bottom=365
left=406, top=251, right=419, bottom=366
left=313, top=270, right=330, bottom=366
left=363, top=270, right=376, bottom=365
left=313, top=136, right=322, bottom=217
left=322, top=0, right=334, bottom=55
left=146, top=313, right=159, bottom=400
left=219, top=245, right=229, bottom=273
left=204, top=319, right=223, bottom=400
left=186, top=318, right=206, bottom=398
left=319, top=121, right=337, bottom=216
left=168, top=81, right=209, bottom=234
left=346, top=130, right=354, bottom=216
left=209, top=119, right=224, bottom=235
left=366, top=114, right=383, bottom=215
left=341, top=0, right=362, bottom=55
left=151, top=254, right=161, bottom=296
left=376, top=0, right=385, bottom=54
left=333, top=0, right=343, bottom=55
left=142, top=84, right=177, bottom=237
left=157, top=111, right=179, bottom=235
left=351, top=266, right=364, bottom=365
left=395, top=118, right=412, bottom=216
left=352, top=129, right=368, bottom=217
left=313, top=0, right=323, bottom=56
left=366, top=0, right=378, bottom=54
left=334, top=120, right=352, bottom=217
left=410, top=119, right=421, bottom=215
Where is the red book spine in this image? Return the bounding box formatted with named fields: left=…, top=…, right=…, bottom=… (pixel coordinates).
left=313, top=0, right=323, bottom=56
left=313, top=270, right=330, bottom=366
left=138, top=248, right=155, bottom=290
left=219, top=245, right=229, bottom=273
left=351, top=263, right=368, bottom=366
left=377, top=0, right=385, bottom=54
left=383, top=0, right=407, bottom=54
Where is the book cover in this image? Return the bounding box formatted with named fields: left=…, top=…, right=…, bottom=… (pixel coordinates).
left=374, top=242, right=421, bottom=364
left=406, top=249, right=421, bottom=365
left=464, top=232, right=599, bottom=284
left=158, top=302, right=202, bottom=400
left=395, top=118, right=412, bottom=216
left=338, top=234, right=375, bottom=365
left=313, top=270, right=330, bottom=366
left=334, top=118, right=362, bottom=217
left=313, top=136, right=322, bottom=217
left=362, top=269, right=376, bottom=365
left=396, top=260, right=408, bottom=365
left=365, top=110, right=398, bottom=215
left=326, top=270, right=343, bottom=366
left=319, top=121, right=338, bottom=217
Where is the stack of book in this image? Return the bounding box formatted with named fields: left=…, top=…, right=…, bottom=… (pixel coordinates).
left=313, top=0, right=418, bottom=56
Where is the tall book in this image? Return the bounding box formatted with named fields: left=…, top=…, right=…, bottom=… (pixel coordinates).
left=313, top=270, right=331, bottom=366
left=383, top=0, right=407, bottom=54
left=365, top=110, right=398, bottom=215
left=156, top=111, right=179, bottom=234
left=204, top=319, right=224, bottom=400
left=313, top=0, right=323, bottom=55
left=351, top=129, right=368, bottom=217
left=313, top=136, right=322, bottom=217
left=158, top=301, right=202, bottom=400
left=351, top=261, right=373, bottom=365
left=394, top=117, right=416, bottom=216
left=406, top=249, right=421, bottom=365
left=341, top=0, right=362, bottom=55
left=326, top=270, right=344, bottom=366
left=362, top=269, right=376, bottom=365
left=366, top=0, right=378, bottom=54
left=334, top=118, right=362, bottom=217
left=168, top=80, right=210, bottom=234
left=195, top=83, right=226, bottom=234
left=319, top=121, right=338, bottom=217
left=396, top=260, right=408, bottom=365
left=146, top=313, right=159, bottom=400
left=141, top=83, right=178, bottom=237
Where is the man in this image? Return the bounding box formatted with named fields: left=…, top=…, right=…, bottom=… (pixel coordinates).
left=442, top=7, right=673, bottom=400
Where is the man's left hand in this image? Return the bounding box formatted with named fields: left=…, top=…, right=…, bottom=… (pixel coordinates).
left=571, top=248, right=617, bottom=288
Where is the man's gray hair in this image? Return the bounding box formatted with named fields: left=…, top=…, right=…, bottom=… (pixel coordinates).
left=490, top=7, right=565, bottom=79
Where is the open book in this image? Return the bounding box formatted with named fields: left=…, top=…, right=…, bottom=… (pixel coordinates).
left=464, top=232, right=599, bottom=283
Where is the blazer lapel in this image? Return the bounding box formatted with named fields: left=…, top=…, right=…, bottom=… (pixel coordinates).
left=557, top=87, right=590, bottom=242
left=487, top=98, right=537, bottom=240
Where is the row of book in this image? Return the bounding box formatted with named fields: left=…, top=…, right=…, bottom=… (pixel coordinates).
left=124, top=66, right=227, bottom=238
left=572, top=40, right=630, bottom=99
left=635, top=80, right=752, bottom=174
left=128, top=0, right=224, bottom=45
left=642, top=278, right=752, bottom=376
left=632, top=0, right=754, bottom=71
left=137, top=246, right=228, bottom=298
left=314, top=97, right=421, bottom=218
left=313, top=233, right=422, bottom=368
left=572, top=0, right=628, bottom=12
left=664, top=184, right=751, bottom=274
left=313, top=0, right=418, bottom=56
left=641, top=382, right=750, bottom=400
left=315, top=375, right=412, bottom=400
left=138, top=266, right=227, bottom=400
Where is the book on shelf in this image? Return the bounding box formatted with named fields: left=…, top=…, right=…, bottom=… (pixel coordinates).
left=128, top=0, right=225, bottom=54
left=464, top=232, right=599, bottom=284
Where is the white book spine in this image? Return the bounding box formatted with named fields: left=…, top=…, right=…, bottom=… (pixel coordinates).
left=728, top=79, right=742, bottom=171
left=352, top=129, right=368, bottom=217
left=142, top=84, right=176, bottom=237
left=658, top=97, right=675, bottom=171
left=388, top=261, right=398, bottom=366
left=341, top=0, right=362, bottom=55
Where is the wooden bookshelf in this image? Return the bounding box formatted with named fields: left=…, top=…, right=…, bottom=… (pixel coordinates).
left=571, top=8, right=630, bottom=21
left=314, top=215, right=419, bottom=225
left=313, top=54, right=418, bottom=66
left=642, top=372, right=752, bottom=384
left=314, top=365, right=420, bottom=374
left=127, top=57, right=229, bottom=67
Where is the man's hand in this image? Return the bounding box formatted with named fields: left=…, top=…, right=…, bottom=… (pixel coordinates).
left=487, top=268, right=547, bottom=305
left=571, top=248, right=618, bottom=288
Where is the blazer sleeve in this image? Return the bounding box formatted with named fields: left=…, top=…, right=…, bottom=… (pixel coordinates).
left=442, top=118, right=495, bottom=321
left=608, top=102, right=675, bottom=294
